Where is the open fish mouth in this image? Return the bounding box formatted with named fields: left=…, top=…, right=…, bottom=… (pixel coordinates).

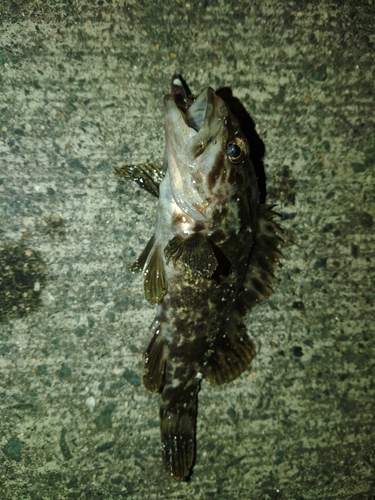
left=171, top=74, right=210, bottom=131
left=171, top=75, right=195, bottom=113
left=163, top=76, right=226, bottom=222
left=165, top=75, right=216, bottom=136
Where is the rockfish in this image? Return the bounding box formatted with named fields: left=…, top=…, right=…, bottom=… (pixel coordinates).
left=116, top=75, right=282, bottom=480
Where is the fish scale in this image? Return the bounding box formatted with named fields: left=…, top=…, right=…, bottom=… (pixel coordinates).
left=116, top=74, right=282, bottom=481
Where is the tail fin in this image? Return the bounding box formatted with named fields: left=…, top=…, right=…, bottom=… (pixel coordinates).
left=159, top=379, right=199, bottom=481
left=143, top=319, right=199, bottom=480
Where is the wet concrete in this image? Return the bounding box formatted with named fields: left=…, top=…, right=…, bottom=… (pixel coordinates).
left=0, top=1, right=374, bottom=499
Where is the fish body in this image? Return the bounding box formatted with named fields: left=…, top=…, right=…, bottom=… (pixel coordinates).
left=117, top=75, right=281, bottom=480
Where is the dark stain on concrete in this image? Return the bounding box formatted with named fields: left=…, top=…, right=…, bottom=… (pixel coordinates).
left=0, top=243, right=47, bottom=322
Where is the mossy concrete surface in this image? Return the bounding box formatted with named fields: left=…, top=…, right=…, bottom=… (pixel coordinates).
left=0, top=1, right=374, bottom=499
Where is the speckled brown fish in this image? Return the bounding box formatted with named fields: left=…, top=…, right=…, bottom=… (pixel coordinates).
left=116, top=75, right=282, bottom=481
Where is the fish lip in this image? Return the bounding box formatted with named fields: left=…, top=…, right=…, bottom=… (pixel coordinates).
left=163, top=88, right=220, bottom=222
left=163, top=93, right=197, bottom=142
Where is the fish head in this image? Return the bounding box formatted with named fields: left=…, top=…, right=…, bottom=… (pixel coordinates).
left=164, top=86, right=258, bottom=233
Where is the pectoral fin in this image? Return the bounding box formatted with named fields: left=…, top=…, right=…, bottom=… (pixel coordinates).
left=164, top=233, right=218, bottom=278
left=115, top=162, right=164, bottom=197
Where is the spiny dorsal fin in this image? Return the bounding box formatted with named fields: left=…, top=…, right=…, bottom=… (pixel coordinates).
left=204, top=205, right=281, bottom=385
left=204, top=322, right=256, bottom=385
left=164, top=233, right=218, bottom=278
left=143, top=322, right=167, bottom=393
left=115, top=162, right=164, bottom=197
left=236, top=204, right=282, bottom=316
left=143, top=243, right=167, bottom=304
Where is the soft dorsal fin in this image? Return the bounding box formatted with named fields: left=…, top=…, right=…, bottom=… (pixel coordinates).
left=203, top=205, right=282, bottom=385
left=115, top=162, right=164, bottom=197
left=204, top=321, right=256, bottom=385
left=164, top=233, right=218, bottom=278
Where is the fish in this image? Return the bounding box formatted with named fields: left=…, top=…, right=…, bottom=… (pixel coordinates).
left=116, top=75, right=282, bottom=481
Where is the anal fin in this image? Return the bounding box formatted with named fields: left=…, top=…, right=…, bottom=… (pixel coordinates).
left=143, top=320, right=167, bottom=393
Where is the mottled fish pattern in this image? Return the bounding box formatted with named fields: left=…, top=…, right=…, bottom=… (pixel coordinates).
left=116, top=75, right=282, bottom=481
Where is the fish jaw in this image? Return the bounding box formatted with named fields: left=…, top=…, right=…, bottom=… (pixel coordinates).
left=163, top=87, right=232, bottom=224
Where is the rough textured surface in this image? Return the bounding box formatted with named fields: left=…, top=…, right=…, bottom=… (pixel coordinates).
left=0, top=1, right=374, bottom=499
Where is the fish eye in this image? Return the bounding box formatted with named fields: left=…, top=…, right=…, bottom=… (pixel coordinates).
left=226, top=138, right=247, bottom=164
left=227, top=143, right=241, bottom=159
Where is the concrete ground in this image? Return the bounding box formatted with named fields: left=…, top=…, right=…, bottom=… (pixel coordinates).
left=1, top=1, right=374, bottom=499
